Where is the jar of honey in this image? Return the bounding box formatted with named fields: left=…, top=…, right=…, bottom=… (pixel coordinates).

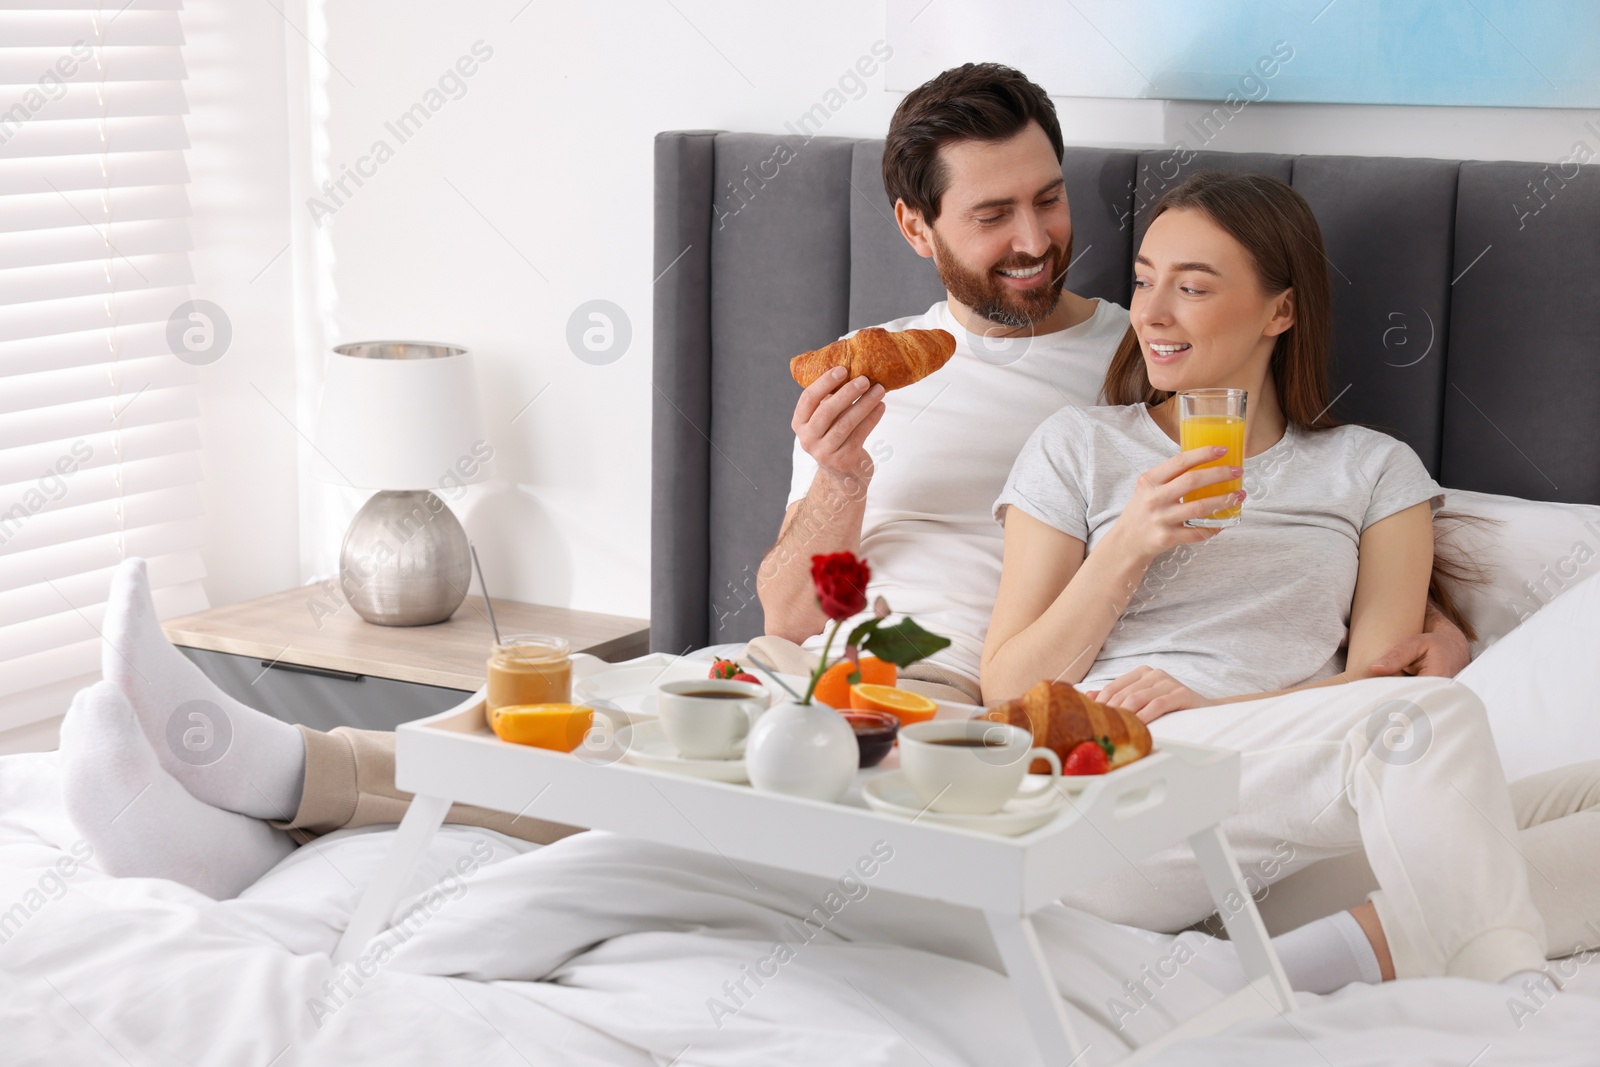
left=486, top=634, right=572, bottom=712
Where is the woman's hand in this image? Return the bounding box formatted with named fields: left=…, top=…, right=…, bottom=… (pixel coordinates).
left=1093, top=666, right=1212, bottom=723
left=1104, top=446, right=1245, bottom=564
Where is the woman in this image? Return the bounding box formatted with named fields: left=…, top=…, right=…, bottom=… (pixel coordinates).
left=981, top=171, right=1600, bottom=988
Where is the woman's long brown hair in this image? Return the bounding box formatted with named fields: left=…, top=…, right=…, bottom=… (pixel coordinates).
left=1102, top=170, right=1481, bottom=643
left=1100, top=170, right=1336, bottom=429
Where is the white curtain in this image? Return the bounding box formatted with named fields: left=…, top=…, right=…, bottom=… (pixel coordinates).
left=0, top=0, right=209, bottom=735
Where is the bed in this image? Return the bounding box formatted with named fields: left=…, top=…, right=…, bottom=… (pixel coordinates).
left=5, top=136, right=1600, bottom=1064
left=6, top=746, right=1600, bottom=1066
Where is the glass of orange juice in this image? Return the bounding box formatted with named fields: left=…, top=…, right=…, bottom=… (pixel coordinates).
left=1178, top=388, right=1246, bottom=527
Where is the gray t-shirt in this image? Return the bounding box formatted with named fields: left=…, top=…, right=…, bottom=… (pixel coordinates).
left=993, top=404, right=1443, bottom=698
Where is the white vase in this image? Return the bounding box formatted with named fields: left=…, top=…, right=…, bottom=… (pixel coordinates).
left=745, top=699, right=858, bottom=803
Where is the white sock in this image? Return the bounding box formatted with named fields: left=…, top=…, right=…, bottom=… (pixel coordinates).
left=59, top=681, right=297, bottom=900
left=101, top=557, right=306, bottom=820
left=1272, top=911, right=1384, bottom=994
left=1183, top=911, right=1382, bottom=996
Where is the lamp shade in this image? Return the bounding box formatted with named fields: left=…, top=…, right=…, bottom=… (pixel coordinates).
left=311, top=341, right=491, bottom=490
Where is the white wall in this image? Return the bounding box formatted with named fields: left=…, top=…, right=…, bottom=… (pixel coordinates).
left=295, top=1, right=1595, bottom=623
left=184, top=2, right=302, bottom=606
left=307, top=2, right=917, bottom=620
left=1158, top=98, right=1598, bottom=164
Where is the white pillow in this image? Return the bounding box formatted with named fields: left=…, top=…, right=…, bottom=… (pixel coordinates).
left=1439, top=488, right=1600, bottom=654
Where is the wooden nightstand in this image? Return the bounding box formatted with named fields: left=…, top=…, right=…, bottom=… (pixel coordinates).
left=162, top=586, right=650, bottom=732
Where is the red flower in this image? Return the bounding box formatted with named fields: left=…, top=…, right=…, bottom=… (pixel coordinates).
left=810, top=552, right=871, bottom=621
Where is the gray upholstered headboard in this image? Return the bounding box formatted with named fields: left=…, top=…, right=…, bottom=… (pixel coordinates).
left=651, top=131, right=1600, bottom=654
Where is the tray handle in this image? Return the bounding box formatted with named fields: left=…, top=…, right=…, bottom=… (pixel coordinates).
left=1110, top=777, right=1168, bottom=821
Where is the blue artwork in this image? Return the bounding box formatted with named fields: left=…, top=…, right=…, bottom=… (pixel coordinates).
left=888, top=0, right=1600, bottom=108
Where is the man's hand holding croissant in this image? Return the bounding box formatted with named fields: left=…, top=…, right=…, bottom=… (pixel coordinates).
left=791, top=365, right=886, bottom=484
left=787, top=326, right=955, bottom=484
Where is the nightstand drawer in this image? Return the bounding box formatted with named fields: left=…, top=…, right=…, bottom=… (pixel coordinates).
left=177, top=646, right=474, bottom=732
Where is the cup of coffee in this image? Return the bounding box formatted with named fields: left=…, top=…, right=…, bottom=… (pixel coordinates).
left=656, top=679, right=768, bottom=759
left=898, top=720, right=1062, bottom=814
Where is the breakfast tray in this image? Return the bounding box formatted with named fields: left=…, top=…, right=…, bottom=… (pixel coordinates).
left=334, top=653, right=1296, bottom=1066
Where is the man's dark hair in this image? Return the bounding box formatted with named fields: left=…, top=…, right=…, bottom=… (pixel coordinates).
left=882, top=63, right=1063, bottom=224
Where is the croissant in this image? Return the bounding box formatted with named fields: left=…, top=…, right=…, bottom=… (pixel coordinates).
left=789, top=327, right=956, bottom=392
left=978, top=680, right=1153, bottom=774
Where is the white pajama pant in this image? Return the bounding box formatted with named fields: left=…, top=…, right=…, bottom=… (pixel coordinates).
left=1065, top=571, right=1600, bottom=981
left=1063, top=676, right=1550, bottom=982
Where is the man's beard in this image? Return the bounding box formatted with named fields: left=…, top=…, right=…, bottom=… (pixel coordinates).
left=930, top=228, right=1070, bottom=330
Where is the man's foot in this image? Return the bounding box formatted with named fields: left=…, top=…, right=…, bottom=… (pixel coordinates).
left=100, top=557, right=307, bottom=821
left=59, top=681, right=297, bottom=900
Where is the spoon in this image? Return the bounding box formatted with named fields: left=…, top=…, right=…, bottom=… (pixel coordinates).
left=468, top=541, right=502, bottom=646
left=743, top=651, right=805, bottom=702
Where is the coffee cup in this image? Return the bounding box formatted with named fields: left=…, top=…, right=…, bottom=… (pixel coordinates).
left=656, top=679, right=767, bottom=759
left=899, top=720, right=1062, bottom=814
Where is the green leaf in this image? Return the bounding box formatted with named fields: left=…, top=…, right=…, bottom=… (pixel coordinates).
left=1095, top=735, right=1115, bottom=760
left=859, top=617, right=951, bottom=667
left=846, top=617, right=882, bottom=649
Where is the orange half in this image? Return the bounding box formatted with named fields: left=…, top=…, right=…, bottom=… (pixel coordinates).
left=489, top=703, right=593, bottom=752
left=848, top=683, right=937, bottom=725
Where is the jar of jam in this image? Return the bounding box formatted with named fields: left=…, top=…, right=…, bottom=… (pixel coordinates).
left=486, top=634, right=572, bottom=712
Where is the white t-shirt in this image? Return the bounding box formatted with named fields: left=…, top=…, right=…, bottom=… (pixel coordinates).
left=993, top=404, right=1444, bottom=698
left=785, top=298, right=1130, bottom=682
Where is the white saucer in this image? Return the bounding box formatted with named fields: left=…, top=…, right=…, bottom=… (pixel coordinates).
left=861, top=771, right=1071, bottom=836
left=616, top=720, right=750, bottom=783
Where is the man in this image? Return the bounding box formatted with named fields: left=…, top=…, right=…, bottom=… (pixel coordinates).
left=750, top=62, right=1468, bottom=703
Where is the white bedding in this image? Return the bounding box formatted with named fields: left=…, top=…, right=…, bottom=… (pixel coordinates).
left=5, top=749, right=1600, bottom=1066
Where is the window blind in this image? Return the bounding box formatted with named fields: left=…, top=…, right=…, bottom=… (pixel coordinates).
left=0, top=0, right=210, bottom=734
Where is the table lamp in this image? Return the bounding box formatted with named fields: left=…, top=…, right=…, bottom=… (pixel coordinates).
left=311, top=341, right=490, bottom=626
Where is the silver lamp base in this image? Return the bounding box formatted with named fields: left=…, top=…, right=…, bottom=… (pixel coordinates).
left=339, top=489, right=471, bottom=626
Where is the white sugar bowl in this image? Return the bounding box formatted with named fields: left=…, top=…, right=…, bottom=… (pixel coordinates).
left=745, top=699, right=858, bottom=802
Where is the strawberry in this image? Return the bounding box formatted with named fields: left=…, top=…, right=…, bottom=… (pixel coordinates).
left=1063, top=739, right=1110, bottom=776
left=708, top=660, right=761, bottom=686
